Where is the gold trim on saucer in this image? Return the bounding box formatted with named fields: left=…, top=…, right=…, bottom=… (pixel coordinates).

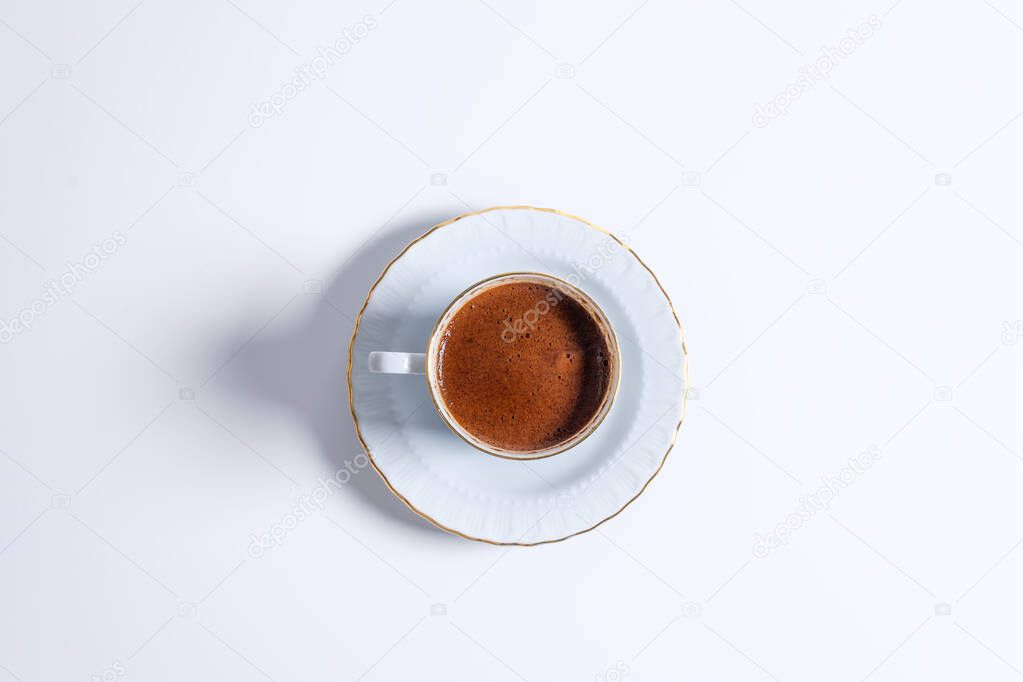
left=346, top=205, right=689, bottom=546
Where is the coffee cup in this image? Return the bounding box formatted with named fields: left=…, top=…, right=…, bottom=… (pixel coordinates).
left=369, top=272, right=621, bottom=460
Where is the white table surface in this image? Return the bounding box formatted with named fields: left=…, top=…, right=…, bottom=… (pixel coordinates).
left=2, top=1, right=1022, bottom=680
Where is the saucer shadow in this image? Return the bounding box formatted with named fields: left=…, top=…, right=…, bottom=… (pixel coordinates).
left=222, top=210, right=460, bottom=541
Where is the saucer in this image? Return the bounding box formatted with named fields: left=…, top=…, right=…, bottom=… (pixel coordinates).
left=348, top=206, right=688, bottom=545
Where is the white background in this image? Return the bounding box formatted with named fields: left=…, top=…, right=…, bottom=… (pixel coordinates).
left=2, top=0, right=1022, bottom=680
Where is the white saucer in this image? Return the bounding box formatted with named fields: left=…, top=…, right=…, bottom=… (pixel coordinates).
left=348, top=206, right=688, bottom=545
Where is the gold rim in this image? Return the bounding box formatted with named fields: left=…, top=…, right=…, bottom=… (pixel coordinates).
left=424, top=271, right=623, bottom=461
left=346, top=205, right=689, bottom=546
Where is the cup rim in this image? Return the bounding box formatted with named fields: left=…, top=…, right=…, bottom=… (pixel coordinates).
left=425, top=271, right=622, bottom=461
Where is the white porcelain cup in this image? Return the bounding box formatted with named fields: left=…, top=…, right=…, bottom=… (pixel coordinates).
left=368, top=272, right=621, bottom=460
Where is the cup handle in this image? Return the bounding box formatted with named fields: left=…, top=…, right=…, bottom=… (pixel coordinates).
left=368, top=351, right=427, bottom=374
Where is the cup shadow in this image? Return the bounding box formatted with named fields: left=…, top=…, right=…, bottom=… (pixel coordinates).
left=220, top=210, right=459, bottom=541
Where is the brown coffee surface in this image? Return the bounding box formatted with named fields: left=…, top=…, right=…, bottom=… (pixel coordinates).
left=436, top=281, right=611, bottom=452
